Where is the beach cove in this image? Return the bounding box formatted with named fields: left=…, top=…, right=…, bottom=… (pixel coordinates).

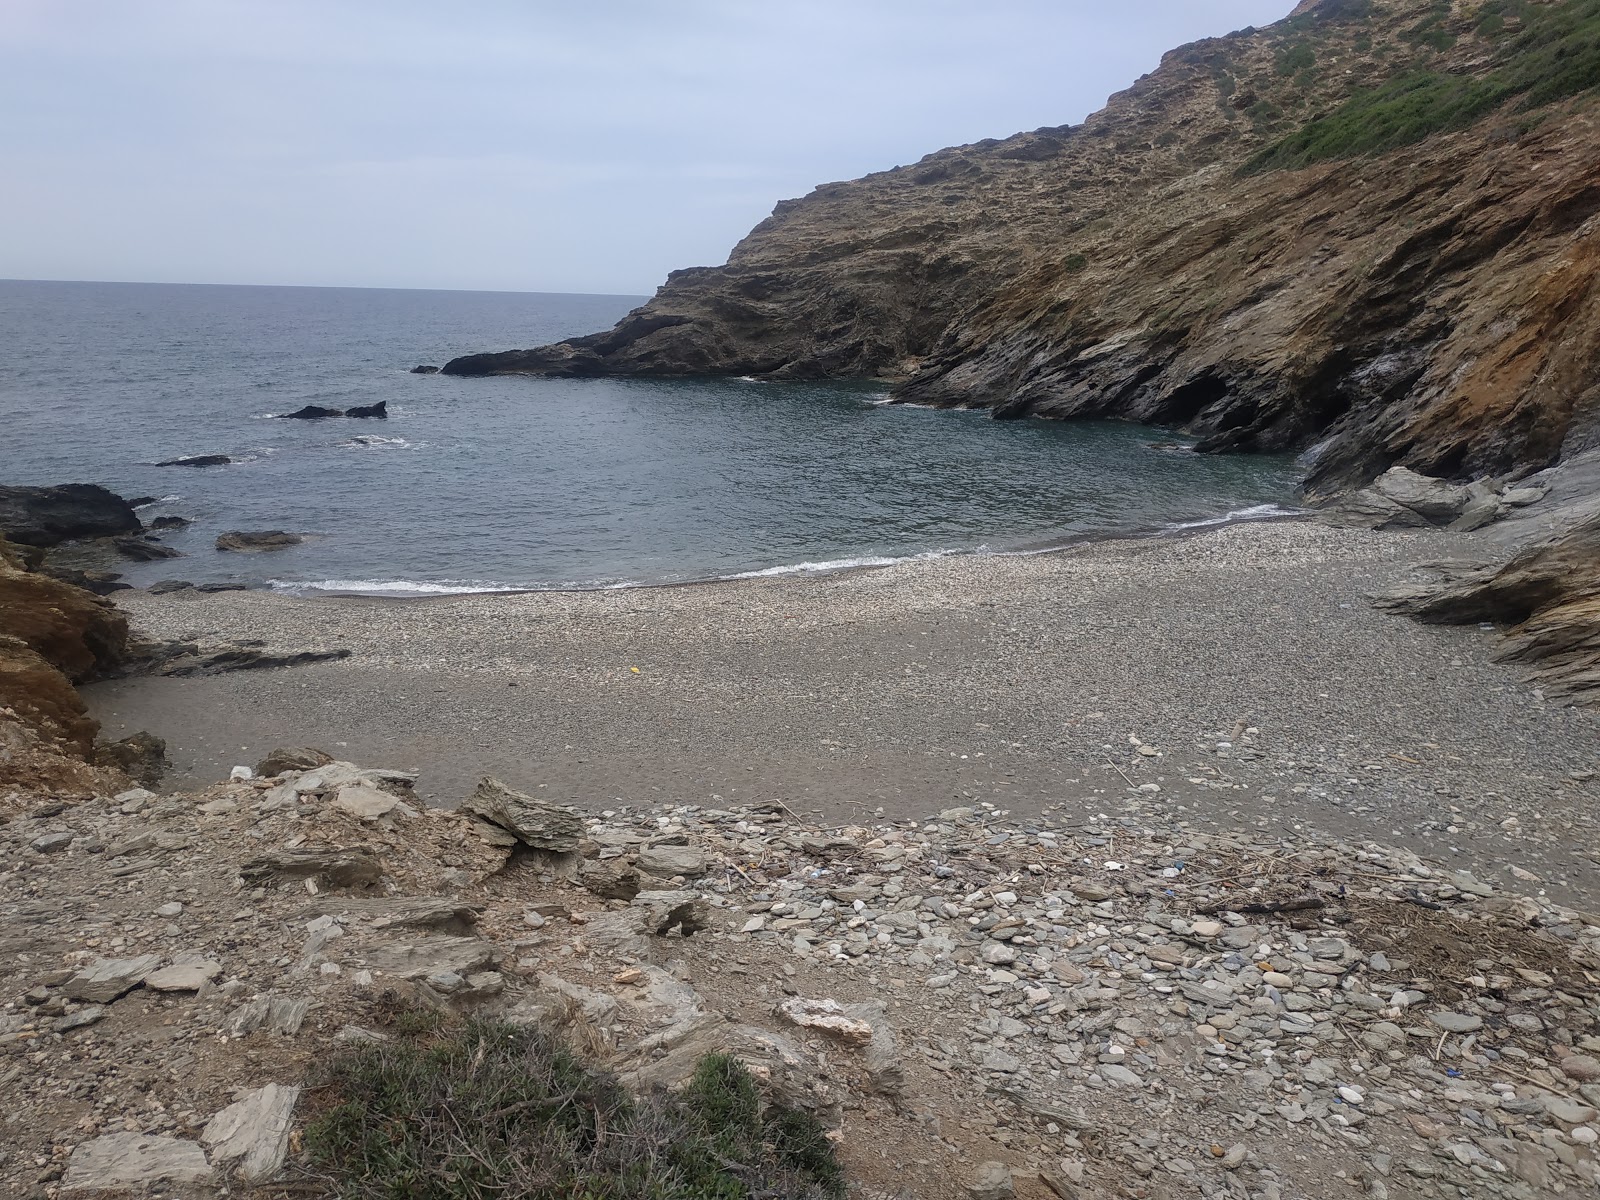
left=89, top=517, right=1600, bottom=904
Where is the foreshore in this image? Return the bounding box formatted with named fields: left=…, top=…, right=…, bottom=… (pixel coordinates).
left=88, top=517, right=1600, bottom=903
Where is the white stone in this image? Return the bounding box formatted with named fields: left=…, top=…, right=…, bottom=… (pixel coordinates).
left=202, top=1083, right=300, bottom=1182
left=230, top=765, right=254, bottom=781
left=146, top=958, right=223, bottom=991
left=63, top=1133, right=209, bottom=1190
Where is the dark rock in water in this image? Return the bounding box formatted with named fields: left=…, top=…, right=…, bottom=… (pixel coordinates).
left=42, top=566, right=131, bottom=596
left=215, top=530, right=303, bottom=553
left=157, top=454, right=232, bottom=468
left=147, top=579, right=194, bottom=594
left=345, top=401, right=387, bottom=418
left=255, top=746, right=335, bottom=777
left=94, top=730, right=168, bottom=786
left=127, top=496, right=160, bottom=508
left=278, top=405, right=344, bottom=419
left=0, top=484, right=142, bottom=548
left=148, top=515, right=191, bottom=530
left=410, top=365, right=440, bottom=374
left=195, top=582, right=247, bottom=592
left=112, top=536, right=182, bottom=562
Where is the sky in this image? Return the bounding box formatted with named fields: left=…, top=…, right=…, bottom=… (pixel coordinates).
left=0, top=1, right=1295, bottom=295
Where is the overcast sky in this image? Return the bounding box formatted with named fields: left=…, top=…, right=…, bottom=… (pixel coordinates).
left=1, top=1, right=1294, bottom=295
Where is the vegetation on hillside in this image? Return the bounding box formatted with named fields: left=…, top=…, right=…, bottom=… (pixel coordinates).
left=303, top=1015, right=845, bottom=1199
left=1244, top=0, right=1600, bottom=172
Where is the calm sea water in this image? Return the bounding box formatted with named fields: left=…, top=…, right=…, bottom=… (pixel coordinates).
left=1, top=279, right=1301, bottom=592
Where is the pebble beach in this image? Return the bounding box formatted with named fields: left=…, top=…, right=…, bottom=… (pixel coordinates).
left=90, top=517, right=1600, bottom=903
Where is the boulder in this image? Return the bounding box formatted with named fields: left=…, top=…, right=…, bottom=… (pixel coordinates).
left=277, top=405, right=344, bottom=419
left=93, top=730, right=168, bottom=785
left=62, top=1132, right=210, bottom=1190
left=157, top=454, right=233, bottom=467
left=41, top=565, right=129, bottom=595
left=255, top=745, right=334, bottom=776
left=202, top=1083, right=299, bottom=1182
left=346, top=401, right=387, bottom=418
left=148, top=515, right=192, bottom=530
left=1374, top=502, right=1600, bottom=702
left=1371, top=466, right=1472, bottom=524
left=461, top=776, right=584, bottom=852
left=112, top=535, right=182, bottom=561
left=215, top=530, right=304, bottom=553
left=0, top=484, right=141, bottom=547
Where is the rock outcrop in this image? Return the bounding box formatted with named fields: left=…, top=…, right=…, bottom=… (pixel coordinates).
left=0, top=535, right=134, bottom=798
left=0, top=484, right=141, bottom=548
left=276, top=401, right=386, bottom=419
left=444, top=0, right=1600, bottom=501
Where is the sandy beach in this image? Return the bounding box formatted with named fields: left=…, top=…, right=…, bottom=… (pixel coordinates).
left=88, top=518, right=1600, bottom=903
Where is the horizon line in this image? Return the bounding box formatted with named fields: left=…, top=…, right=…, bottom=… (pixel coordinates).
left=0, top=276, right=654, bottom=299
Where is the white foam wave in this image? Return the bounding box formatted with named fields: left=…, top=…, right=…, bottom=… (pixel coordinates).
left=340, top=435, right=417, bottom=449
left=1167, top=503, right=1304, bottom=531
left=720, top=549, right=959, bottom=580
left=735, top=375, right=767, bottom=383
left=134, top=495, right=183, bottom=508
left=268, top=578, right=528, bottom=597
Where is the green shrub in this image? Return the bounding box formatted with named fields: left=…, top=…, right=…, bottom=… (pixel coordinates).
left=1063, top=254, right=1088, bottom=273
left=1277, top=42, right=1316, bottom=75
left=1243, top=0, right=1600, bottom=172
left=303, top=1018, right=845, bottom=1200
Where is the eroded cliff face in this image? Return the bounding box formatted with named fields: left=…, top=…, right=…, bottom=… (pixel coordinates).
left=445, top=0, right=1600, bottom=496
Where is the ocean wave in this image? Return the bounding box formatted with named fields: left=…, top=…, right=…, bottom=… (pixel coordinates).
left=133, top=495, right=183, bottom=507
left=1166, top=503, right=1304, bottom=530
left=735, top=375, right=768, bottom=384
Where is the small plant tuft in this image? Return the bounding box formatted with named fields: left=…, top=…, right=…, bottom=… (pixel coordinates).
left=303, top=1015, right=845, bottom=1199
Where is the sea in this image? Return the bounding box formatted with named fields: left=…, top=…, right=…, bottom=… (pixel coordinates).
left=0, top=279, right=1302, bottom=594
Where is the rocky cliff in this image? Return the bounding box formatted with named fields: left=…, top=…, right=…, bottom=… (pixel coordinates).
left=445, top=0, right=1600, bottom=499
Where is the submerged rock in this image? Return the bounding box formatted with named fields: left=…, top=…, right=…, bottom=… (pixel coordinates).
left=157, top=453, right=232, bottom=468
left=346, top=400, right=387, bottom=418
left=277, top=404, right=343, bottom=419
left=410, top=364, right=440, bottom=373
left=215, top=530, right=304, bottom=553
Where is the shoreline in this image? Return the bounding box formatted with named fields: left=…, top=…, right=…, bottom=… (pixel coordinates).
left=88, top=517, right=1600, bottom=907
left=240, top=500, right=1308, bottom=600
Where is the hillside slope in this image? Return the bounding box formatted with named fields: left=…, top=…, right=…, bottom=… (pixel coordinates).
left=444, top=0, right=1600, bottom=497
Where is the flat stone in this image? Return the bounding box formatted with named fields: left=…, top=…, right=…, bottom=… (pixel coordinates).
left=333, top=783, right=415, bottom=820
left=202, top=1083, right=300, bottom=1181
left=1101, top=1063, right=1142, bottom=1085
left=361, top=936, right=496, bottom=981
left=778, top=997, right=873, bottom=1046
left=637, top=843, right=708, bottom=878
left=1428, top=1011, right=1484, bottom=1033
left=31, top=831, right=73, bottom=854
left=62, top=1132, right=210, bottom=1190
left=63, top=954, right=161, bottom=1002
left=52, top=1005, right=107, bottom=1033
left=146, top=958, right=223, bottom=991
left=968, top=1161, right=1015, bottom=1200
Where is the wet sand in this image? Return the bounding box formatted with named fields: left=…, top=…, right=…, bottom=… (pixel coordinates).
left=88, top=519, right=1600, bottom=903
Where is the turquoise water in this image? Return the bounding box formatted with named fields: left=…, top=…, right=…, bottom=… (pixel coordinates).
left=1, top=279, right=1301, bottom=592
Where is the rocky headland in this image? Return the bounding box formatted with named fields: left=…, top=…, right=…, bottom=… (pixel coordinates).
left=442, top=0, right=1600, bottom=700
